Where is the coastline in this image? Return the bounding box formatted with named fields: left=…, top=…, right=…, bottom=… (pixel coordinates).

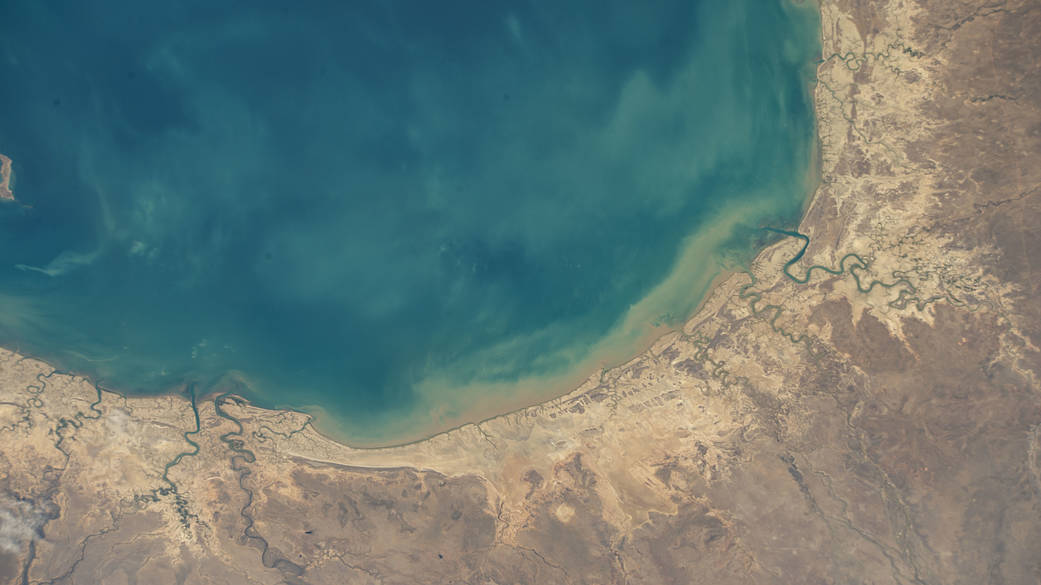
left=302, top=264, right=748, bottom=450
left=0, top=192, right=821, bottom=452
left=179, top=190, right=815, bottom=448
left=0, top=233, right=777, bottom=451
left=5, top=0, right=1041, bottom=582
left=0, top=23, right=825, bottom=449
left=216, top=7, right=825, bottom=446
left=0, top=192, right=818, bottom=451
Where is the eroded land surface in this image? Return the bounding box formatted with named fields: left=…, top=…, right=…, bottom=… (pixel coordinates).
left=2, top=1, right=1041, bottom=583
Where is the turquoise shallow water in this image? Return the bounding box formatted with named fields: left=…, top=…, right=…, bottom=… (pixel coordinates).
left=0, top=0, right=819, bottom=444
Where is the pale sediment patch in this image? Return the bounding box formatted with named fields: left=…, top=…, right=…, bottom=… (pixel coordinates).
left=15, top=248, right=102, bottom=278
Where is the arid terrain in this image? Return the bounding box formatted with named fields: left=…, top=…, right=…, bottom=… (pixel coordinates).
left=2, top=0, right=1041, bottom=583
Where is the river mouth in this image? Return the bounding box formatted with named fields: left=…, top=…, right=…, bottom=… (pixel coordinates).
left=0, top=0, right=820, bottom=445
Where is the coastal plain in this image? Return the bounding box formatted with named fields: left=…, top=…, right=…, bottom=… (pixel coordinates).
left=3, top=0, right=1041, bottom=583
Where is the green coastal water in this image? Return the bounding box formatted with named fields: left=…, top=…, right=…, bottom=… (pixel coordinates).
left=0, top=0, right=820, bottom=444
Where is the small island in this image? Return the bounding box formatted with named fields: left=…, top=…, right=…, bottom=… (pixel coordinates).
left=0, top=153, right=13, bottom=201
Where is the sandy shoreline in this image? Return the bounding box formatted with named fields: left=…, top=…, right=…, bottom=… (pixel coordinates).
left=0, top=7, right=823, bottom=449
left=0, top=179, right=819, bottom=449
left=0, top=261, right=749, bottom=450
left=0, top=0, right=819, bottom=450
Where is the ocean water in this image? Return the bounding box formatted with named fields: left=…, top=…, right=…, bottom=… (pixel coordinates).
left=0, top=0, right=819, bottom=444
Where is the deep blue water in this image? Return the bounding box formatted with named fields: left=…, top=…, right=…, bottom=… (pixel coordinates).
left=0, top=0, right=819, bottom=443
